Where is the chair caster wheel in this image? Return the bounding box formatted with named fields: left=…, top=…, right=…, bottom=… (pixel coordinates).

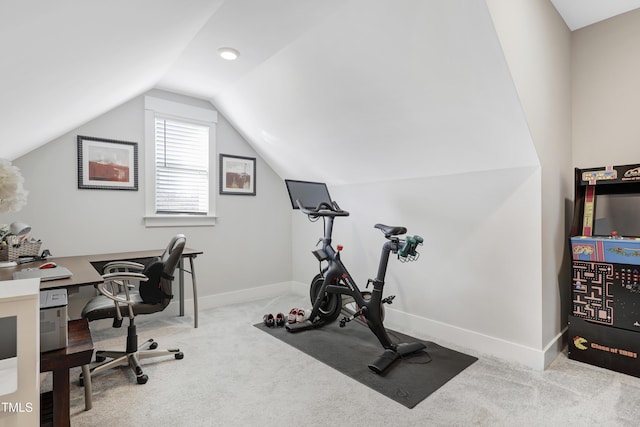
left=175, top=352, right=184, bottom=360
left=78, top=376, right=84, bottom=387
left=150, top=341, right=158, bottom=350
left=137, top=375, right=148, bottom=384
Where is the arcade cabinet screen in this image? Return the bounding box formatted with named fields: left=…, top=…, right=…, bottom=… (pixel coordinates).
left=285, top=180, right=332, bottom=209
left=593, top=192, right=640, bottom=237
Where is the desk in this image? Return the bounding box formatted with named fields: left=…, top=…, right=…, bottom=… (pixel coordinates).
left=0, top=248, right=202, bottom=328
left=40, top=319, right=93, bottom=427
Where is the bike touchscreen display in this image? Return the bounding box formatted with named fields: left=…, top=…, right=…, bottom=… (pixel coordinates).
left=285, top=179, right=332, bottom=209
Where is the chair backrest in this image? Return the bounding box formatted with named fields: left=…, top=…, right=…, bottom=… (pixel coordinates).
left=161, top=234, right=186, bottom=279
left=161, top=234, right=186, bottom=266
left=159, top=234, right=186, bottom=303
left=139, top=234, right=186, bottom=306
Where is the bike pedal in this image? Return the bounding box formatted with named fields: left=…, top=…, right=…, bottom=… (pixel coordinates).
left=339, top=317, right=347, bottom=327
left=382, top=295, right=395, bottom=304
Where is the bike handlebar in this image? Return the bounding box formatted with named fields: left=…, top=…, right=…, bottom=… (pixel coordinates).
left=296, top=199, right=350, bottom=217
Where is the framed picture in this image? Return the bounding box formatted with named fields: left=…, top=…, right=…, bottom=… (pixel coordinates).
left=219, top=154, right=256, bottom=195
left=77, top=135, right=138, bottom=191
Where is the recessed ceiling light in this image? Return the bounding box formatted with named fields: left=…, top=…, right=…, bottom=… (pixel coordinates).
left=218, top=47, right=239, bottom=61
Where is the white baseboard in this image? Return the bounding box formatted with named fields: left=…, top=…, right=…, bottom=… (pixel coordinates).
left=543, top=327, right=568, bottom=367
left=196, top=281, right=306, bottom=311
left=87, top=281, right=304, bottom=332
left=178, top=281, right=567, bottom=370
left=383, top=308, right=566, bottom=370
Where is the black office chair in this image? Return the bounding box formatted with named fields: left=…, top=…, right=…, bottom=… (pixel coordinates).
left=81, top=234, right=186, bottom=385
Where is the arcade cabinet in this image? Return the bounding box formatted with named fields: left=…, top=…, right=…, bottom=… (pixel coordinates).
left=569, top=163, right=640, bottom=377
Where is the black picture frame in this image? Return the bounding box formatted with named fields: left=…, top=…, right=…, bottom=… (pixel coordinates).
left=77, top=135, right=138, bottom=191
left=219, top=154, right=256, bottom=195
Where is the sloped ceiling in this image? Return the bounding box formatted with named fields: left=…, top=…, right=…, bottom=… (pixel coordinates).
left=550, top=0, right=640, bottom=30
left=2, top=0, right=638, bottom=184
left=0, top=0, right=224, bottom=160
left=161, top=0, right=539, bottom=184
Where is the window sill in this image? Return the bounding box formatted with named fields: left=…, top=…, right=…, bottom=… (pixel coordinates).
left=143, top=215, right=217, bottom=228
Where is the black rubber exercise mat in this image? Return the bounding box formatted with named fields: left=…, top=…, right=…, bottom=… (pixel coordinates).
left=255, top=320, right=477, bottom=408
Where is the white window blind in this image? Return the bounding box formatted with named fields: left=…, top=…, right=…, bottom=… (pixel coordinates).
left=155, top=117, right=209, bottom=214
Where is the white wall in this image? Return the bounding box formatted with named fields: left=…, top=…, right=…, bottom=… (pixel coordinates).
left=292, top=166, right=544, bottom=366
left=572, top=8, right=640, bottom=167
left=486, top=0, right=573, bottom=364
left=9, top=90, right=292, bottom=317
left=288, top=0, right=575, bottom=370
left=289, top=0, right=577, bottom=369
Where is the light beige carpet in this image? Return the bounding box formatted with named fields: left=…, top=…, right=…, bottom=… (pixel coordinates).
left=47, top=294, right=640, bottom=426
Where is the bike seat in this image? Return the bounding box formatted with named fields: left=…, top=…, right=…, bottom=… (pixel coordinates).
left=374, top=224, right=407, bottom=236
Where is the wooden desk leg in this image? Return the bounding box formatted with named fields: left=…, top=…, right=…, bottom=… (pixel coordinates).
left=52, top=368, right=71, bottom=427
left=189, top=256, right=198, bottom=329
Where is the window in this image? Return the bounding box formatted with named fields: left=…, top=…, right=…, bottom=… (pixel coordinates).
left=144, top=96, right=217, bottom=227
left=155, top=117, right=208, bottom=214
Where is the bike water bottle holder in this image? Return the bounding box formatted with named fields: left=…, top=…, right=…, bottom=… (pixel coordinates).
left=399, top=252, right=420, bottom=263
left=398, top=235, right=424, bottom=263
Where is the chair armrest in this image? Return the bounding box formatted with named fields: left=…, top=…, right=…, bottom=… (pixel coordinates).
left=102, top=272, right=149, bottom=281
left=97, top=272, right=149, bottom=305
left=103, top=261, right=145, bottom=274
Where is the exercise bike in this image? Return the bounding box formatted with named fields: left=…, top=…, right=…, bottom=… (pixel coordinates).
left=286, top=198, right=426, bottom=374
